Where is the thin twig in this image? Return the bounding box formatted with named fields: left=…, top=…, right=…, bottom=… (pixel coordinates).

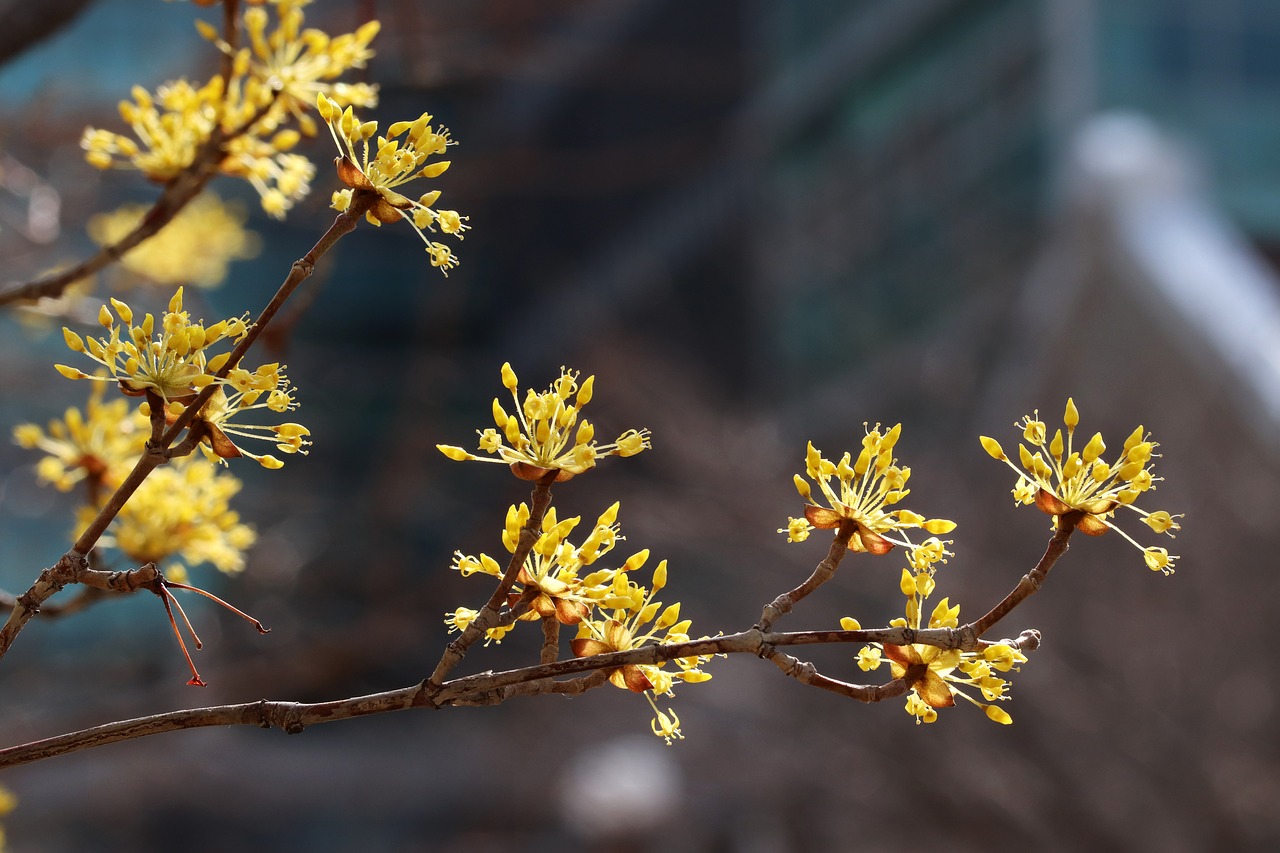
left=0, top=586, right=105, bottom=617
left=970, top=521, right=1075, bottom=639
left=757, top=519, right=856, bottom=631
left=539, top=617, right=560, bottom=664
left=423, top=471, right=558, bottom=691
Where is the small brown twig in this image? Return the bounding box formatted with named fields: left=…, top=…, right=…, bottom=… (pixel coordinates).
left=0, top=586, right=105, bottom=617
left=422, top=470, right=559, bottom=692
left=539, top=617, right=560, bottom=664
left=970, top=521, right=1075, bottom=639
left=757, top=519, right=856, bottom=631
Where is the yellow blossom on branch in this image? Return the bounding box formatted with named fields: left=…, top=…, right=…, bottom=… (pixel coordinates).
left=55, top=288, right=309, bottom=469
left=76, top=456, right=256, bottom=580
left=87, top=193, right=261, bottom=288
left=81, top=1, right=380, bottom=217
left=13, top=383, right=148, bottom=492
left=785, top=423, right=956, bottom=557
left=318, top=94, right=467, bottom=273
left=450, top=502, right=627, bottom=626
left=437, top=363, right=650, bottom=481
left=198, top=0, right=380, bottom=137
left=56, top=287, right=248, bottom=400
left=851, top=569, right=1025, bottom=725
left=979, top=398, right=1183, bottom=573
left=570, top=554, right=712, bottom=744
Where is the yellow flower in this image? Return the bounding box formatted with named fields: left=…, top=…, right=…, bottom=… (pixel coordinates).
left=787, top=424, right=956, bottom=556
left=79, top=456, right=257, bottom=576
left=650, top=706, right=684, bottom=745
left=571, top=554, right=709, bottom=689
left=450, top=503, right=625, bottom=626
left=444, top=607, right=512, bottom=645
left=13, top=383, right=149, bottom=492
left=82, top=2, right=381, bottom=217
left=437, top=363, right=650, bottom=481
left=778, top=516, right=812, bottom=542
left=57, top=289, right=308, bottom=469
left=201, top=0, right=380, bottom=136
left=186, top=380, right=311, bottom=470
left=56, top=287, right=247, bottom=401
left=980, top=398, right=1183, bottom=573
left=87, top=193, right=261, bottom=288
left=318, top=94, right=466, bottom=271
left=870, top=588, right=1024, bottom=725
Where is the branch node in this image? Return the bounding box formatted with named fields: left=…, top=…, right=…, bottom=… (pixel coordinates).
left=259, top=700, right=307, bottom=734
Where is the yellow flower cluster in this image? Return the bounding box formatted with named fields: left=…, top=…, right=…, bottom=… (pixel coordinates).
left=202, top=0, right=380, bottom=136
left=13, top=383, right=148, bottom=492
left=980, top=398, right=1182, bottom=573
left=14, top=387, right=258, bottom=580
left=447, top=506, right=710, bottom=743
left=77, top=456, right=256, bottom=579
left=783, top=424, right=956, bottom=558
left=318, top=94, right=467, bottom=273
left=87, top=193, right=261, bottom=288
left=569, top=552, right=712, bottom=744
left=450, top=502, right=630, bottom=630
left=54, top=287, right=310, bottom=469
left=81, top=0, right=380, bottom=217
left=437, top=363, right=650, bottom=481
left=846, top=567, right=1025, bottom=725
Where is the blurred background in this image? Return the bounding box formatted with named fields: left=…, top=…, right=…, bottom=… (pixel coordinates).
left=1, top=0, right=1278, bottom=849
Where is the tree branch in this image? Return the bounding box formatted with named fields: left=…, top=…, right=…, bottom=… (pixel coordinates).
left=757, top=520, right=855, bottom=631
left=971, top=521, right=1075, bottom=638
left=0, top=624, right=1043, bottom=770
left=423, top=470, right=558, bottom=691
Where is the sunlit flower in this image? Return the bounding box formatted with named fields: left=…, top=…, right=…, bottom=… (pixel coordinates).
left=198, top=0, right=380, bottom=136
left=87, top=193, right=261, bottom=288
left=438, top=363, right=650, bottom=481
left=81, top=2, right=380, bottom=217
left=852, top=571, right=1025, bottom=725
left=318, top=94, right=466, bottom=271
left=13, top=383, right=149, bottom=492
left=444, top=606, right=513, bottom=645
left=450, top=503, right=626, bottom=626
left=980, top=398, right=1182, bottom=574
left=786, top=424, right=956, bottom=557
left=570, top=554, right=712, bottom=744
left=56, top=288, right=308, bottom=469
left=650, top=706, right=684, bottom=745
left=56, top=287, right=248, bottom=402
left=78, top=455, right=257, bottom=578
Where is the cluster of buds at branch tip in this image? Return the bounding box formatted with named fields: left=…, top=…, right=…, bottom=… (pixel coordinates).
left=781, top=423, right=956, bottom=563
left=318, top=94, right=466, bottom=273
left=55, top=288, right=311, bottom=470
left=980, top=398, right=1182, bottom=573
left=438, top=363, right=650, bottom=481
